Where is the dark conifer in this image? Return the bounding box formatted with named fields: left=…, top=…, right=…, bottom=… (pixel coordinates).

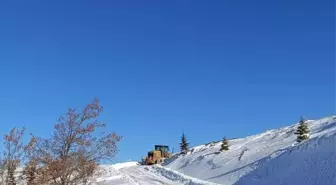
left=220, top=137, right=229, bottom=151
left=180, top=133, right=189, bottom=154
left=295, top=117, right=310, bottom=142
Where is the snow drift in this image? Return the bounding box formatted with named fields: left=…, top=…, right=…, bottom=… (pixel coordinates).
left=97, top=162, right=217, bottom=185
left=164, top=115, right=336, bottom=185
left=148, top=165, right=220, bottom=185
left=235, top=133, right=336, bottom=185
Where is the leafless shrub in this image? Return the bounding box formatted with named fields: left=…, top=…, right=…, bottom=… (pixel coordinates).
left=24, top=99, right=122, bottom=185
left=0, top=127, right=26, bottom=185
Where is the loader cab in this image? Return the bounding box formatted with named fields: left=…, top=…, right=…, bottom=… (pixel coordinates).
left=155, top=145, right=169, bottom=157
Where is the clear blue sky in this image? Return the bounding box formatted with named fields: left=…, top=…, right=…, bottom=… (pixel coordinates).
left=0, top=0, right=334, bottom=162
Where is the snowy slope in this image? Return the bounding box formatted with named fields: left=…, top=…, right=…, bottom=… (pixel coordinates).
left=163, top=115, right=336, bottom=185
left=235, top=133, right=336, bottom=185
left=97, top=162, right=174, bottom=185
left=96, top=162, right=219, bottom=185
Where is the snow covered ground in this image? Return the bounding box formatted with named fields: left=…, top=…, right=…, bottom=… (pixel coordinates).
left=94, top=115, right=336, bottom=185
left=235, top=133, right=336, bottom=185
left=97, top=162, right=218, bottom=185
left=164, top=115, right=336, bottom=185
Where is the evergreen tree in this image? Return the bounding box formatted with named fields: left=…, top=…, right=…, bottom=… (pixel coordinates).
left=220, top=137, right=229, bottom=151
left=295, top=117, right=310, bottom=142
left=180, top=133, right=189, bottom=154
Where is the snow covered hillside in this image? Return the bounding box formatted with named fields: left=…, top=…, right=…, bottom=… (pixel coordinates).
left=93, top=115, right=336, bottom=185
left=235, top=133, right=336, bottom=185
left=163, top=115, right=336, bottom=185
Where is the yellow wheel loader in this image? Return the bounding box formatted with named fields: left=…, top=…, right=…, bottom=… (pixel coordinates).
left=144, top=145, right=171, bottom=165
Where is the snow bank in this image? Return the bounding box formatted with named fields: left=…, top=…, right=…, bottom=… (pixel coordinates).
left=235, top=133, right=336, bottom=185
left=96, top=162, right=140, bottom=184
left=112, top=161, right=139, bottom=170
left=164, top=115, right=336, bottom=185
left=148, top=165, right=221, bottom=185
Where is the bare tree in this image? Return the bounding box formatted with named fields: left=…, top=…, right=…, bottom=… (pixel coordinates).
left=31, top=99, right=122, bottom=185
left=22, top=137, right=40, bottom=185
left=0, top=127, right=26, bottom=185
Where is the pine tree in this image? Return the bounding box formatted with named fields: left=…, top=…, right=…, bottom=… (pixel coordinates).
left=295, top=117, right=310, bottom=142
left=220, top=137, right=229, bottom=151
left=180, top=133, right=189, bottom=154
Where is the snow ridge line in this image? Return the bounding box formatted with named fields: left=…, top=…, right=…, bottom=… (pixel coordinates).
left=149, top=165, right=221, bottom=185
